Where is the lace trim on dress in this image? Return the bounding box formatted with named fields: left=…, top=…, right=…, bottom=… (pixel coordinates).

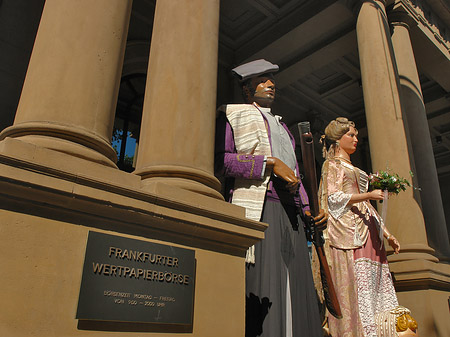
left=354, top=258, right=399, bottom=337
left=358, top=169, right=369, bottom=194
left=328, top=191, right=352, bottom=219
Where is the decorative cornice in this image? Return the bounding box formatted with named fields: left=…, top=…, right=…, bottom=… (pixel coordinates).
left=389, top=0, right=450, bottom=51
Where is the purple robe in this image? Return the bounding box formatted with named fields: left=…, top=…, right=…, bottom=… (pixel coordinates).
left=215, top=111, right=310, bottom=214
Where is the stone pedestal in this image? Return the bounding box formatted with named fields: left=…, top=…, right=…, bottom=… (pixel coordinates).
left=134, top=0, right=222, bottom=199
left=0, top=0, right=132, bottom=168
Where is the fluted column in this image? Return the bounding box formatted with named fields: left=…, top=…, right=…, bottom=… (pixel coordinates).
left=134, top=0, right=222, bottom=199
left=356, top=0, right=437, bottom=262
left=390, top=12, right=450, bottom=260
left=0, top=0, right=132, bottom=167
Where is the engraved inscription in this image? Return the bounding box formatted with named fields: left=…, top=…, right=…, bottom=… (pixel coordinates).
left=76, top=231, right=195, bottom=324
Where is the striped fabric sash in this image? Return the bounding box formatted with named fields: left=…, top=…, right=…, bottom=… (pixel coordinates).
left=221, top=104, right=272, bottom=263
left=221, top=104, right=272, bottom=221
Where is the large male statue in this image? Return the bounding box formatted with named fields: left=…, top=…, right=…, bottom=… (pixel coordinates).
left=215, top=59, right=324, bottom=337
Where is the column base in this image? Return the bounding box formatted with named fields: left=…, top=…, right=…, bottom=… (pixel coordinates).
left=0, top=122, right=117, bottom=168
left=388, top=257, right=450, bottom=337
left=387, top=243, right=439, bottom=263
left=134, top=165, right=223, bottom=200
left=389, top=258, right=450, bottom=290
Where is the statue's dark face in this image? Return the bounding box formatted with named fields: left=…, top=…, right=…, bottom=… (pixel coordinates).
left=246, top=75, right=276, bottom=108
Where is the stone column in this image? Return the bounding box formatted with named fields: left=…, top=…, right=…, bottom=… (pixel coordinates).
left=0, top=0, right=133, bottom=168
left=356, top=0, right=437, bottom=262
left=134, top=0, right=222, bottom=199
left=390, top=12, right=450, bottom=259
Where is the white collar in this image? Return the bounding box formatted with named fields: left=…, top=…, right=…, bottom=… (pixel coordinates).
left=252, top=103, right=280, bottom=119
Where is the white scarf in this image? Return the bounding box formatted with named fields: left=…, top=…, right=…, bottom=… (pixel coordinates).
left=219, top=104, right=272, bottom=263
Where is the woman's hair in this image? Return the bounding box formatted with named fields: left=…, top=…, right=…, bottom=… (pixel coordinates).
left=396, top=313, right=418, bottom=333
left=324, top=117, right=356, bottom=143
left=375, top=306, right=418, bottom=337
left=321, top=117, right=356, bottom=158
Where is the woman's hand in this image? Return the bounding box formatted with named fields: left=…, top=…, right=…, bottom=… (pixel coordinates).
left=368, top=189, right=384, bottom=201
left=387, top=235, right=400, bottom=254
left=266, top=157, right=299, bottom=194
left=350, top=189, right=386, bottom=204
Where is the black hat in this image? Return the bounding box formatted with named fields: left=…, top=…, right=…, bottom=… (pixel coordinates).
left=231, top=59, right=279, bottom=82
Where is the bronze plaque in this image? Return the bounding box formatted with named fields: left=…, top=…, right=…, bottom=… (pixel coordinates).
left=76, top=231, right=195, bottom=325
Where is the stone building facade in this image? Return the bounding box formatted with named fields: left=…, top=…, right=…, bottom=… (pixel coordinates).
left=0, top=0, right=449, bottom=336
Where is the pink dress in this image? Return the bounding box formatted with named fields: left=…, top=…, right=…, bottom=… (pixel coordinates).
left=320, top=158, right=398, bottom=337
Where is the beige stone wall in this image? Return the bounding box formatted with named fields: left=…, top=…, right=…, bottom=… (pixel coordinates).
left=0, top=209, right=245, bottom=337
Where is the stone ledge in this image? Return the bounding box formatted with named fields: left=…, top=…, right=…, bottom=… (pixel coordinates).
left=389, top=258, right=450, bottom=291
left=0, top=138, right=266, bottom=256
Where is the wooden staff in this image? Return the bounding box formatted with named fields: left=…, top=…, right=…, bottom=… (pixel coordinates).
left=298, top=121, right=342, bottom=319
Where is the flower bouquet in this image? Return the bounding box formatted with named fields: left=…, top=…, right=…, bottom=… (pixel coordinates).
left=369, top=170, right=415, bottom=247
left=369, top=170, right=411, bottom=195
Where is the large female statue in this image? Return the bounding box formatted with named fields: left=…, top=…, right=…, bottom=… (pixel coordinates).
left=319, top=117, right=401, bottom=337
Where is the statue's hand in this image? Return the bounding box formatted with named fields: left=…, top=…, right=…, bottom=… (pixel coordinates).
left=368, top=189, right=385, bottom=200
left=305, top=209, right=327, bottom=231
left=388, top=235, right=400, bottom=254
left=266, top=157, right=299, bottom=194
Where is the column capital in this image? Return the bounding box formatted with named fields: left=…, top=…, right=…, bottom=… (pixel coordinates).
left=388, top=7, right=417, bottom=30
left=346, top=0, right=387, bottom=7
left=346, top=0, right=387, bottom=20
left=390, top=20, right=411, bottom=30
